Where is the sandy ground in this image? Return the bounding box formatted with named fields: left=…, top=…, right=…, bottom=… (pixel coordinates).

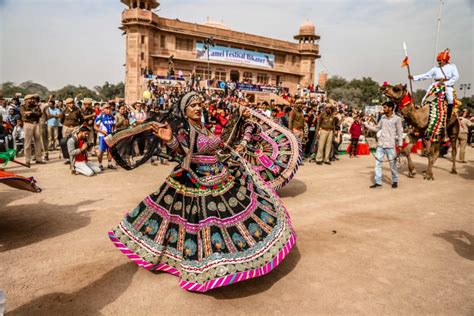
left=1, top=147, right=473, bottom=315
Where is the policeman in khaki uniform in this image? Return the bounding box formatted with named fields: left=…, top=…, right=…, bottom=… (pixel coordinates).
left=61, top=97, right=84, bottom=138
left=82, top=98, right=97, bottom=154
left=20, top=94, right=45, bottom=166
left=316, top=103, right=336, bottom=165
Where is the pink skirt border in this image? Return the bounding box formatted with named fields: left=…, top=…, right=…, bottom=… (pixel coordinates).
left=108, top=230, right=296, bottom=293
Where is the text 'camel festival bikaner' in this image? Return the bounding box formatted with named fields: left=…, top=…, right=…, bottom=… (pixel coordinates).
left=0, top=0, right=473, bottom=315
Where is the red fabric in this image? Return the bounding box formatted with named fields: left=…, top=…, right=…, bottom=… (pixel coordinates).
left=75, top=139, right=87, bottom=162
left=346, top=143, right=370, bottom=155
left=349, top=122, right=363, bottom=138
left=213, top=114, right=228, bottom=136
left=437, top=50, right=450, bottom=62
left=398, top=93, right=412, bottom=110
left=402, top=140, right=422, bottom=153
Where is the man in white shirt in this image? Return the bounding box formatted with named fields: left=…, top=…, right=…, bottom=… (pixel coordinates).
left=409, top=49, right=459, bottom=121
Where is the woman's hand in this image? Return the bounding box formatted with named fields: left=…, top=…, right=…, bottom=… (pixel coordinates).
left=152, top=123, right=172, bottom=142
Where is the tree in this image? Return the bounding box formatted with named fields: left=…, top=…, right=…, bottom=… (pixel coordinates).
left=325, top=76, right=348, bottom=97
left=459, top=96, right=474, bottom=112
left=330, top=87, right=363, bottom=107
left=326, top=76, right=380, bottom=107
left=347, top=77, right=380, bottom=105
left=0, top=82, right=28, bottom=98
left=19, top=81, right=50, bottom=100
left=52, top=85, right=97, bottom=100
left=94, top=81, right=125, bottom=101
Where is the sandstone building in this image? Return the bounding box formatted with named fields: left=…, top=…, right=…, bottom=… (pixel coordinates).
left=120, top=0, right=321, bottom=103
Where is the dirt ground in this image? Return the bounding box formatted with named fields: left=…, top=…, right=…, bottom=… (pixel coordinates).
left=1, top=147, right=473, bottom=315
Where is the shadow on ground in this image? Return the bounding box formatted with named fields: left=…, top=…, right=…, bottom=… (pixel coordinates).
left=0, top=190, right=98, bottom=252
left=278, top=179, right=307, bottom=198
left=7, top=262, right=138, bottom=316
left=204, top=245, right=301, bottom=299
left=433, top=230, right=474, bottom=261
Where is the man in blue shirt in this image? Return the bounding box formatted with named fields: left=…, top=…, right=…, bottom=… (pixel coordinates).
left=46, top=100, right=62, bottom=150
left=94, top=103, right=116, bottom=170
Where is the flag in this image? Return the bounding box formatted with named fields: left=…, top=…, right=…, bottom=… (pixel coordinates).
left=401, top=56, right=409, bottom=68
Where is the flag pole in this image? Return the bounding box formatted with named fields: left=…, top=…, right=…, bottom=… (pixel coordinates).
left=403, top=42, right=414, bottom=96
left=433, top=0, right=444, bottom=67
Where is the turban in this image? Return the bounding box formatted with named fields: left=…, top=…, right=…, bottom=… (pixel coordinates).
left=436, top=49, right=450, bottom=63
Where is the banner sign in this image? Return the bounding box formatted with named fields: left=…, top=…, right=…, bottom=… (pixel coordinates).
left=214, top=81, right=287, bottom=94
left=196, top=43, right=275, bottom=69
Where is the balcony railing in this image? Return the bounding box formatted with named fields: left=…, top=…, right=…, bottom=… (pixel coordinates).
left=122, top=9, right=159, bottom=24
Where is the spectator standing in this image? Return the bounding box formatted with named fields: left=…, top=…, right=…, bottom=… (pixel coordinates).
left=288, top=99, right=305, bottom=142
left=115, top=105, right=130, bottom=131
left=39, top=97, right=52, bottom=160
left=315, top=104, right=336, bottom=165
left=62, top=97, right=84, bottom=138
left=46, top=100, right=61, bottom=150
left=349, top=116, right=363, bottom=158
left=364, top=101, right=403, bottom=189
left=0, top=97, right=8, bottom=119
left=82, top=98, right=97, bottom=154
left=458, top=110, right=472, bottom=163
left=20, top=94, right=44, bottom=166
left=94, top=103, right=116, bottom=170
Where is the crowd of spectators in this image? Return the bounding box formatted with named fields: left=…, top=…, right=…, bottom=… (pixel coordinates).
left=1, top=85, right=473, bottom=176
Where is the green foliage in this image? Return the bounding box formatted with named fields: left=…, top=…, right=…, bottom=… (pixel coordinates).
left=325, top=76, right=348, bottom=97
left=1, top=81, right=124, bottom=102
left=52, top=85, right=97, bottom=100
left=1, top=81, right=29, bottom=98
left=325, top=76, right=380, bottom=107
left=459, top=96, right=474, bottom=112
left=94, top=81, right=125, bottom=101
left=19, top=81, right=50, bottom=100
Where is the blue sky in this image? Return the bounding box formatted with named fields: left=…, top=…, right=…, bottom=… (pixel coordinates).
left=1, top=0, right=472, bottom=95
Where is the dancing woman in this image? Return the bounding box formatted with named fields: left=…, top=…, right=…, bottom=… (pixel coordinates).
left=106, top=92, right=300, bottom=292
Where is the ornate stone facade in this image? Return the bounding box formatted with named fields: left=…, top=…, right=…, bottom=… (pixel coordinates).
left=120, top=0, right=320, bottom=103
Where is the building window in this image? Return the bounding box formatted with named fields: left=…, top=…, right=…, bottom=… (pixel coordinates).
left=275, top=54, right=285, bottom=64
left=196, top=67, right=211, bottom=80
left=257, top=73, right=269, bottom=84
left=215, top=68, right=226, bottom=81
left=175, top=37, right=194, bottom=51
left=243, top=71, right=253, bottom=83
left=160, top=35, right=165, bottom=48
left=141, top=52, right=144, bottom=60
left=141, top=35, right=145, bottom=45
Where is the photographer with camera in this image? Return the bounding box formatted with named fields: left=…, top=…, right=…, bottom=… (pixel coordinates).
left=67, top=126, right=102, bottom=176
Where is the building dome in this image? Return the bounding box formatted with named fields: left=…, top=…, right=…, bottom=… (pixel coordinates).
left=202, top=18, right=231, bottom=30
left=299, top=20, right=315, bottom=36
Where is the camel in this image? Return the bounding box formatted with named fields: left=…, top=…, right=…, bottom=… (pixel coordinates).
left=380, top=83, right=459, bottom=180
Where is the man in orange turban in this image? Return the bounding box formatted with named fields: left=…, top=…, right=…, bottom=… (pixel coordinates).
left=409, top=49, right=459, bottom=121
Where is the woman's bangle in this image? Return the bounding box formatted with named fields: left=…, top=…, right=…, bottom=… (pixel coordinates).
left=166, top=136, right=179, bottom=150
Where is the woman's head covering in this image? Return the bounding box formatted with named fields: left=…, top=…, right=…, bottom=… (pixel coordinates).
left=179, top=92, right=203, bottom=116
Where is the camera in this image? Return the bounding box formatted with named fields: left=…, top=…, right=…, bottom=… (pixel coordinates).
left=86, top=142, right=94, bottom=149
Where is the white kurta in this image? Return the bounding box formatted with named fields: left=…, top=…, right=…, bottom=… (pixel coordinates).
left=413, top=64, right=459, bottom=104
